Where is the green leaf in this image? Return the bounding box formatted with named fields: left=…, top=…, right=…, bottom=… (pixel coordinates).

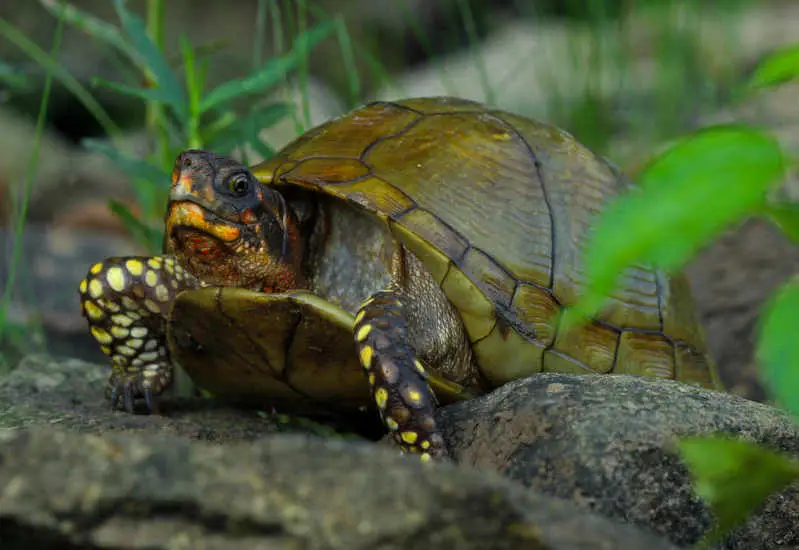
left=111, top=0, right=187, bottom=122
left=82, top=138, right=170, bottom=184
left=199, top=21, right=335, bottom=113
left=38, top=0, right=139, bottom=62
left=763, top=203, right=799, bottom=244
left=82, top=137, right=170, bottom=217
left=756, top=277, right=799, bottom=418
left=749, top=44, right=799, bottom=90
left=208, top=102, right=289, bottom=156
left=562, top=125, right=785, bottom=330
left=678, top=435, right=799, bottom=545
left=92, top=77, right=175, bottom=104
left=108, top=200, right=164, bottom=254
left=0, top=61, right=33, bottom=90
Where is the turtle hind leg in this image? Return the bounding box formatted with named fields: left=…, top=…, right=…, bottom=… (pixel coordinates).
left=78, top=255, right=202, bottom=412
left=354, top=290, right=447, bottom=462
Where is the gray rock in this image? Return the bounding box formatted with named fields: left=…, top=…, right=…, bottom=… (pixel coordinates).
left=0, top=354, right=362, bottom=443
left=439, top=373, right=799, bottom=549
left=0, top=354, right=679, bottom=549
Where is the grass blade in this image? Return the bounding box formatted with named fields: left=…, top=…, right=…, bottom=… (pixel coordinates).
left=0, top=16, right=122, bottom=140
left=0, top=10, right=64, bottom=340
left=38, top=0, right=139, bottom=62
left=334, top=15, right=361, bottom=108
left=455, top=0, right=494, bottom=104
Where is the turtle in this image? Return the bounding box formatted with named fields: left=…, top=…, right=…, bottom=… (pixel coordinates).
left=79, top=96, right=722, bottom=461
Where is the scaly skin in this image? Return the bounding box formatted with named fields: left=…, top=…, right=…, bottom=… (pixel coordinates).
left=78, top=255, right=204, bottom=411
left=354, top=290, right=447, bottom=462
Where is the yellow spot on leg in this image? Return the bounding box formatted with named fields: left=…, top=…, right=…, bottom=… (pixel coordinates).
left=354, top=310, right=365, bottom=325
left=125, top=259, right=144, bottom=276
left=359, top=346, right=373, bottom=369
left=90, top=327, right=113, bottom=345
left=84, top=301, right=104, bottom=321
left=88, top=279, right=103, bottom=299
left=155, top=284, right=169, bottom=303
left=111, top=314, right=134, bottom=327
left=105, top=267, right=126, bottom=292
left=79, top=279, right=88, bottom=293
left=401, top=431, right=418, bottom=444
left=356, top=324, right=372, bottom=342
left=145, top=270, right=158, bottom=287
left=413, top=359, right=425, bottom=374
left=404, top=386, right=423, bottom=404
left=375, top=387, right=388, bottom=409
left=110, top=326, right=129, bottom=339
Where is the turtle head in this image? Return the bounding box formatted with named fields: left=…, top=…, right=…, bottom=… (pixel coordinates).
left=165, top=150, right=304, bottom=291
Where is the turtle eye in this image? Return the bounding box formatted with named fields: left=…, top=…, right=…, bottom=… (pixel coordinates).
left=228, top=173, right=250, bottom=196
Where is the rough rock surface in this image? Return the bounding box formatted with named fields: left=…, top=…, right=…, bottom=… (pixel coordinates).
left=439, top=373, right=799, bottom=549
left=0, top=357, right=678, bottom=550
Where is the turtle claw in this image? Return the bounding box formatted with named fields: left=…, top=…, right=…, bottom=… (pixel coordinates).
left=107, top=370, right=166, bottom=414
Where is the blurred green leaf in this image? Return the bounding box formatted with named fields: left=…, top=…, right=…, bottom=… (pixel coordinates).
left=199, top=21, right=335, bottom=113
left=82, top=137, right=170, bottom=217
left=108, top=200, right=164, bottom=254
left=111, top=0, right=187, bottom=122
left=92, top=77, right=177, bottom=105
left=749, top=45, right=799, bottom=90
left=0, top=61, right=33, bottom=90
left=82, top=138, right=169, bottom=183
left=0, top=16, right=122, bottom=140
left=38, top=0, right=138, bottom=62
left=763, top=203, right=799, bottom=244
left=562, top=125, right=785, bottom=330
left=678, top=435, right=799, bottom=545
left=208, top=102, right=289, bottom=157
left=756, top=276, right=799, bottom=419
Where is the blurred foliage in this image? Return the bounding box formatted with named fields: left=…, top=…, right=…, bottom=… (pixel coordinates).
left=37, top=0, right=335, bottom=252
left=563, top=42, right=799, bottom=546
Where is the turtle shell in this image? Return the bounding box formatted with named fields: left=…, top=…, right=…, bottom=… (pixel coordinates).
left=250, top=96, right=721, bottom=390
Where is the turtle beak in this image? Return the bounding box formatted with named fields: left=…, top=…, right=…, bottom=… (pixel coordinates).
left=165, top=201, right=241, bottom=244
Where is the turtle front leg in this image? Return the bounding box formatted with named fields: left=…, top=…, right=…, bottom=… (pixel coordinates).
left=354, top=290, right=447, bottom=462
left=78, top=255, right=203, bottom=412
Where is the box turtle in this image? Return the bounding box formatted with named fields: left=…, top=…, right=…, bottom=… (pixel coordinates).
left=79, top=96, right=722, bottom=461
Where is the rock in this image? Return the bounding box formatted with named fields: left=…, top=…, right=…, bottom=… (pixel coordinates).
left=686, top=219, right=799, bottom=402
left=0, top=354, right=351, bottom=443
left=0, top=358, right=678, bottom=550
left=0, top=226, right=142, bottom=365
left=439, top=373, right=799, bottom=549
